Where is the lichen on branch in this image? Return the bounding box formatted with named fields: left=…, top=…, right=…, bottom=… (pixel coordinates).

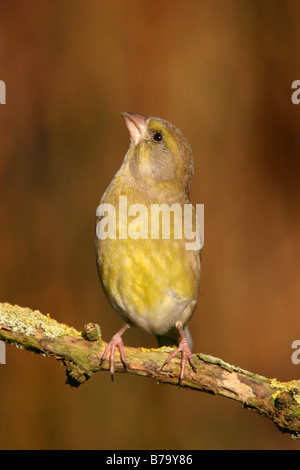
left=0, top=301, right=299, bottom=438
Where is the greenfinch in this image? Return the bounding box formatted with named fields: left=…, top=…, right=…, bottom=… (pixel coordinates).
left=95, top=112, right=201, bottom=384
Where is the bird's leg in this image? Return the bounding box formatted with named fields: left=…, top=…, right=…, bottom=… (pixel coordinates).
left=161, top=321, right=196, bottom=386
left=100, top=322, right=130, bottom=380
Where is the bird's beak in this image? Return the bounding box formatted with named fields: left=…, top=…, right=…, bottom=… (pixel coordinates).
left=121, top=112, right=147, bottom=145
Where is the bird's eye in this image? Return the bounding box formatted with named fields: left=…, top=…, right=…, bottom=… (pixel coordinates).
left=153, top=132, right=163, bottom=142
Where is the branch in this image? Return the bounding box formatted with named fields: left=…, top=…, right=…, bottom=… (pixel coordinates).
left=0, top=302, right=299, bottom=438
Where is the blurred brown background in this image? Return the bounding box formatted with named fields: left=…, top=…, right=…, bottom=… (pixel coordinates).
left=0, top=0, right=300, bottom=450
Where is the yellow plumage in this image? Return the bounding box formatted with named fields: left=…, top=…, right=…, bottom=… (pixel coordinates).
left=95, top=112, right=201, bottom=383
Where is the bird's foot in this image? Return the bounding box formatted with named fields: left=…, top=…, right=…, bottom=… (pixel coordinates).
left=100, top=323, right=129, bottom=380
left=161, top=323, right=196, bottom=386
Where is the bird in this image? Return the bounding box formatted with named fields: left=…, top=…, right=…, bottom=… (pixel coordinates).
left=95, top=112, right=201, bottom=385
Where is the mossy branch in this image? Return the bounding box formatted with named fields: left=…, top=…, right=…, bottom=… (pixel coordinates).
left=0, top=302, right=299, bottom=438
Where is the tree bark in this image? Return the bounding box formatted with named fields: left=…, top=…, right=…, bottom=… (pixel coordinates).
left=0, top=302, right=299, bottom=438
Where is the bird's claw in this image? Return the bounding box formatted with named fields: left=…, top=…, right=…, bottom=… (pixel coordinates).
left=161, top=337, right=196, bottom=386
left=100, top=332, right=127, bottom=380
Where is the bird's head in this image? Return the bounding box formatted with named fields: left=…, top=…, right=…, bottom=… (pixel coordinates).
left=121, top=112, right=194, bottom=195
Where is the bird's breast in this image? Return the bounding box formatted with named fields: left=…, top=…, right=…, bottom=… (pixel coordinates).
left=96, top=236, right=200, bottom=335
